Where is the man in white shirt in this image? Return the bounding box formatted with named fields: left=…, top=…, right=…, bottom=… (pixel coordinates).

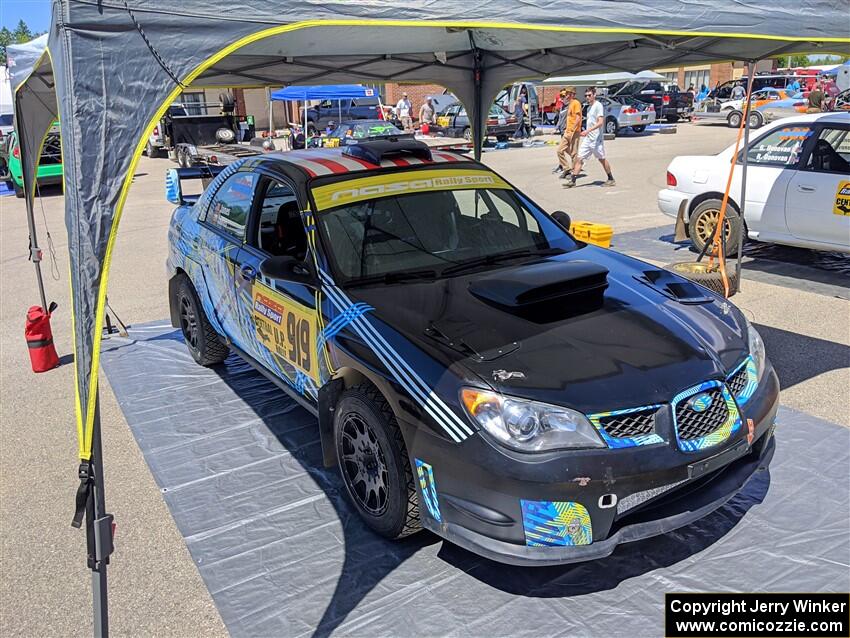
left=396, top=92, right=413, bottom=132
left=565, top=87, right=615, bottom=188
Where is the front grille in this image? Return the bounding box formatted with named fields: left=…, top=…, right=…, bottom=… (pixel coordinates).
left=727, top=365, right=748, bottom=398
left=617, top=478, right=688, bottom=515
left=599, top=409, right=656, bottom=438
left=675, top=387, right=728, bottom=440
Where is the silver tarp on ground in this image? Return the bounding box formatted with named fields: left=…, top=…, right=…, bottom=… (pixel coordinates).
left=8, top=0, right=850, bottom=461
left=100, top=322, right=850, bottom=637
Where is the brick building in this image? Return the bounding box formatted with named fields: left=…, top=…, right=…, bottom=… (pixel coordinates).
left=384, top=83, right=449, bottom=114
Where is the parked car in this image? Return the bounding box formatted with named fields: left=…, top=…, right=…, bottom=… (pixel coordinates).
left=2, top=125, right=63, bottom=197
left=658, top=112, right=850, bottom=256
left=0, top=112, right=13, bottom=143
left=708, top=75, right=814, bottom=101
left=582, top=96, right=656, bottom=136
left=303, top=96, right=391, bottom=134
left=425, top=93, right=458, bottom=115
left=495, top=82, right=542, bottom=125
left=698, top=88, right=797, bottom=129
left=166, top=138, right=778, bottom=566
left=608, top=80, right=693, bottom=123
left=325, top=120, right=409, bottom=145
left=756, top=93, right=810, bottom=123
left=432, top=103, right=516, bottom=140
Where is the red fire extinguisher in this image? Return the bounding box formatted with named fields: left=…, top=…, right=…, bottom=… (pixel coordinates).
left=26, top=302, right=59, bottom=373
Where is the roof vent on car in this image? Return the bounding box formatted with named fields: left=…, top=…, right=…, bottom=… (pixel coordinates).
left=635, top=269, right=713, bottom=304
left=469, top=260, right=609, bottom=315
left=342, top=137, right=433, bottom=165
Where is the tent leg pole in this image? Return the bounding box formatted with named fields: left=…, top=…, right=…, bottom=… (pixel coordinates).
left=89, top=394, right=110, bottom=637
left=15, top=97, right=49, bottom=311
left=735, top=61, right=756, bottom=294
left=469, top=33, right=483, bottom=161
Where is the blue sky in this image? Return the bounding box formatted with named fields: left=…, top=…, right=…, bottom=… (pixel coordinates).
left=1, top=0, right=51, bottom=33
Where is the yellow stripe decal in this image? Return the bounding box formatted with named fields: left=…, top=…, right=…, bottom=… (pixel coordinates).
left=312, top=168, right=511, bottom=211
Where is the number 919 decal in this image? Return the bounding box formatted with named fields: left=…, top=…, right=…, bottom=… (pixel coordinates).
left=252, top=282, right=320, bottom=383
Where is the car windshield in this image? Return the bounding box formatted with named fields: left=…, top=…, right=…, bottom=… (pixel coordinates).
left=314, top=174, right=577, bottom=284
left=347, top=121, right=403, bottom=139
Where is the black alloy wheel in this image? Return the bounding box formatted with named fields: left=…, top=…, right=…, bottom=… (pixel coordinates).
left=339, top=412, right=389, bottom=516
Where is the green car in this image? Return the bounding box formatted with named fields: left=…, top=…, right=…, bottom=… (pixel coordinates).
left=2, top=124, right=63, bottom=198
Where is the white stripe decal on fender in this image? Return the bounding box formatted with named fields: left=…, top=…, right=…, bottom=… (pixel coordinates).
left=320, top=278, right=469, bottom=442
left=320, top=270, right=472, bottom=441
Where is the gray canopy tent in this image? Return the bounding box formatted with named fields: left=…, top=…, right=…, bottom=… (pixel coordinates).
left=9, top=1, right=850, bottom=634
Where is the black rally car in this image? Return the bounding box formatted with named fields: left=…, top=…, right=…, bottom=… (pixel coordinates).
left=166, top=138, right=778, bottom=566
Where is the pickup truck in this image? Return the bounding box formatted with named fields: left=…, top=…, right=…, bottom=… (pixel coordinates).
left=302, top=97, right=400, bottom=134
left=431, top=103, right=516, bottom=140
left=145, top=102, right=261, bottom=167
left=608, top=80, right=693, bottom=123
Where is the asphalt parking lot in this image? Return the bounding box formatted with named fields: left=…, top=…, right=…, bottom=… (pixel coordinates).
left=1, top=122, right=848, bottom=636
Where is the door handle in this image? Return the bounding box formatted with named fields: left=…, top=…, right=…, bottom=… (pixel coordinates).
left=240, top=264, right=257, bottom=281
left=796, top=184, right=816, bottom=193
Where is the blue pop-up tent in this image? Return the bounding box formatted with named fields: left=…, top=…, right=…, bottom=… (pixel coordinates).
left=271, top=84, right=381, bottom=137
left=270, top=84, right=374, bottom=101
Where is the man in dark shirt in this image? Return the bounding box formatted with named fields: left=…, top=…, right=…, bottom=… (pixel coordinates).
left=807, top=83, right=825, bottom=113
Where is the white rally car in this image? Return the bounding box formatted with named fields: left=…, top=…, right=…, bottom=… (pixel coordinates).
left=658, top=112, right=850, bottom=256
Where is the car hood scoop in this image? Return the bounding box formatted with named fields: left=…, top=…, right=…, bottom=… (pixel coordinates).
left=468, top=260, right=608, bottom=311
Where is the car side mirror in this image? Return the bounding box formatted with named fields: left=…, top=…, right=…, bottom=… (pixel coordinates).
left=552, top=210, right=572, bottom=232
left=259, top=255, right=319, bottom=288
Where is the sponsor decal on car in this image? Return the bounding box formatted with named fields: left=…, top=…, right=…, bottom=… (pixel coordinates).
left=311, top=169, right=510, bottom=211
left=252, top=281, right=320, bottom=383
left=833, top=180, right=850, bottom=216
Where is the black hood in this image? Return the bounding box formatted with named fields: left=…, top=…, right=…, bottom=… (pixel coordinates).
left=349, top=246, right=748, bottom=414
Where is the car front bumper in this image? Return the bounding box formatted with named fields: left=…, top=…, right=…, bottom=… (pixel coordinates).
left=404, top=366, right=780, bottom=567
left=658, top=188, right=692, bottom=220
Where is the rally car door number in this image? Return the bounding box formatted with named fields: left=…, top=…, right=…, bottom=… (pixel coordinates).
left=252, top=281, right=320, bottom=383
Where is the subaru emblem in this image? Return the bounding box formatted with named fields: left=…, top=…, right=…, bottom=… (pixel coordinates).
left=687, top=392, right=713, bottom=413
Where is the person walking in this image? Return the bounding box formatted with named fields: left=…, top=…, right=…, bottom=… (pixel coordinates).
left=396, top=92, right=413, bottom=131
left=512, top=86, right=531, bottom=139
left=552, top=86, right=581, bottom=177
left=418, top=98, right=434, bottom=131
left=696, top=84, right=709, bottom=102
left=564, top=87, right=615, bottom=188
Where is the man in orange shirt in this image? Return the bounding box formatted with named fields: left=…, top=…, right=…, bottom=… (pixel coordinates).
left=553, top=86, right=582, bottom=177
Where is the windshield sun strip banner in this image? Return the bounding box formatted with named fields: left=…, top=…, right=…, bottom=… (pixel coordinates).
left=310, top=168, right=511, bottom=211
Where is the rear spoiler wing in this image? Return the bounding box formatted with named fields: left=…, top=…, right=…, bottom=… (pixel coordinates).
left=165, top=165, right=225, bottom=205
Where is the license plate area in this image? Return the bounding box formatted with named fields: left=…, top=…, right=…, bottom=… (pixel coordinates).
left=688, top=439, right=749, bottom=479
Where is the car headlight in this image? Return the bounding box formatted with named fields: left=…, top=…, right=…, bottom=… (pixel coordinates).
left=461, top=388, right=604, bottom=452
left=746, top=319, right=766, bottom=381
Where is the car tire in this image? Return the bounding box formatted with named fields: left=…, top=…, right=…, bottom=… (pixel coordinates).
left=334, top=384, right=421, bottom=539
left=631, top=125, right=646, bottom=133
left=727, top=111, right=743, bottom=128
left=605, top=118, right=618, bottom=136
left=462, top=127, right=472, bottom=141
left=13, top=182, right=24, bottom=198
left=747, top=112, right=763, bottom=129
left=664, top=261, right=740, bottom=297
left=688, top=199, right=743, bottom=258
left=666, top=114, right=680, bottom=123
left=145, top=141, right=160, bottom=158
left=174, top=276, right=229, bottom=366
